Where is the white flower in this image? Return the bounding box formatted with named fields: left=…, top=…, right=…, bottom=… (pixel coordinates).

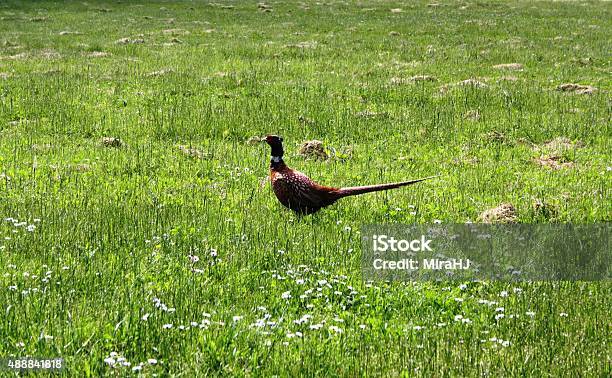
left=104, top=357, right=116, bottom=365
left=147, top=359, right=157, bottom=365
left=560, top=312, right=568, bottom=317
left=328, top=325, right=343, bottom=334
left=26, top=225, right=36, bottom=232
left=413, top=325, right=424, bottom=330
left=233, top=315, right=243, bottom=322
left=296, top=279, right=304, bottom=285
left=281, top=291, right=291, bottom=299
left=526, top=311, right=536, bottom=317
left=495, top=313, right=505, bottom=320
left=210, top=249, right=217, bottom=257
left=459, top=284, right=467, bottom=290
left=454, top=314, right=463, bottom=321
left=495, top=307, right=505, bottom=312
left=132, top=365, right=142, bottom=372
left=433, top=219, right=442, bottom=224
left=188, top=255, right=199, bottom=263
left=309, top=323, right=323, bottom=330
left=141, top=313, right=150, bottom=321
left=162, top=323, right=173, bottom=329
left=359, top=324, right=366, bottom=329
left=500, top=291, right=509, bottom=297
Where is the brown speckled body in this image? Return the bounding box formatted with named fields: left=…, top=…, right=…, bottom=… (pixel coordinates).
left=270, top=162, right=339, bottom=215
left=264, top=135, right=437, bottom=215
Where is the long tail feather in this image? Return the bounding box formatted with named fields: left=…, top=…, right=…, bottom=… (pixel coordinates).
left=334, top=175, right=439, bottom=198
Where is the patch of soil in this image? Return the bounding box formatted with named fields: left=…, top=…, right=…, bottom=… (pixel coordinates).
left=87, top=51, right=111, bottom=58
left=493, top=63, right=523, bottom=71
left=533, top=156, right=574, bottom=170
left=391, top=75, right=436, bottom=85
left=115, top=37, right=145, bottom=45
left=101, top=137, right=123, bottom=148
left=246, top=136, right=263, bottom=145
left=478, top=203, right=517, bottom=223
left=540, top=136, right=583, bottom=151
left=298, top=140, right=328, bottom=160
left=557, top=83, right=597, bottom=94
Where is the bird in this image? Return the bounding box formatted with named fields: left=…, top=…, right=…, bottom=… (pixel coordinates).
left=264, top=135, right=438, bottom=215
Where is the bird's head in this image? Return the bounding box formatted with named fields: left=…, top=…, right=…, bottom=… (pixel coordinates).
left=265, top=135, right=283, bottom=146
left=265, top=135, right=284, bottom=158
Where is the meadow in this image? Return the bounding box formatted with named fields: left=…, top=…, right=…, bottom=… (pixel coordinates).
left=0, top=0, right=610, bottom=376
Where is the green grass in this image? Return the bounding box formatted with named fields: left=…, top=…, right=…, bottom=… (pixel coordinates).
left=0, top=0, right=610, bottom=376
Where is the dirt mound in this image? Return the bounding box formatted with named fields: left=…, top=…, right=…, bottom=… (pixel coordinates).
left=540, top=137, right=583, bottom=151
left=101, top=137, right=123, bottom=148
left=87, top=51, right=111, bottom=58
left=557, top=83, right=597, bottom=94
left=391, top=75, right=436, bottom=85
left=246, top=136, right=263, bottom=145
left=493, top=63, right=523, bottom=71
left=533, top=156, right=574, bottom=170
left=458, top=79, right=488, bottom=88
left=478, top=203, right=517, bottom=223
left=258, top=3, right=272, bottom=12
left=299, top=140, right=328, bottom=160
left=115, top=37, right=145, bottom=45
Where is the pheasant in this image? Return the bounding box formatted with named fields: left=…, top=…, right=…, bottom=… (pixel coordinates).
left=264, top=135, right=438, bottom=215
